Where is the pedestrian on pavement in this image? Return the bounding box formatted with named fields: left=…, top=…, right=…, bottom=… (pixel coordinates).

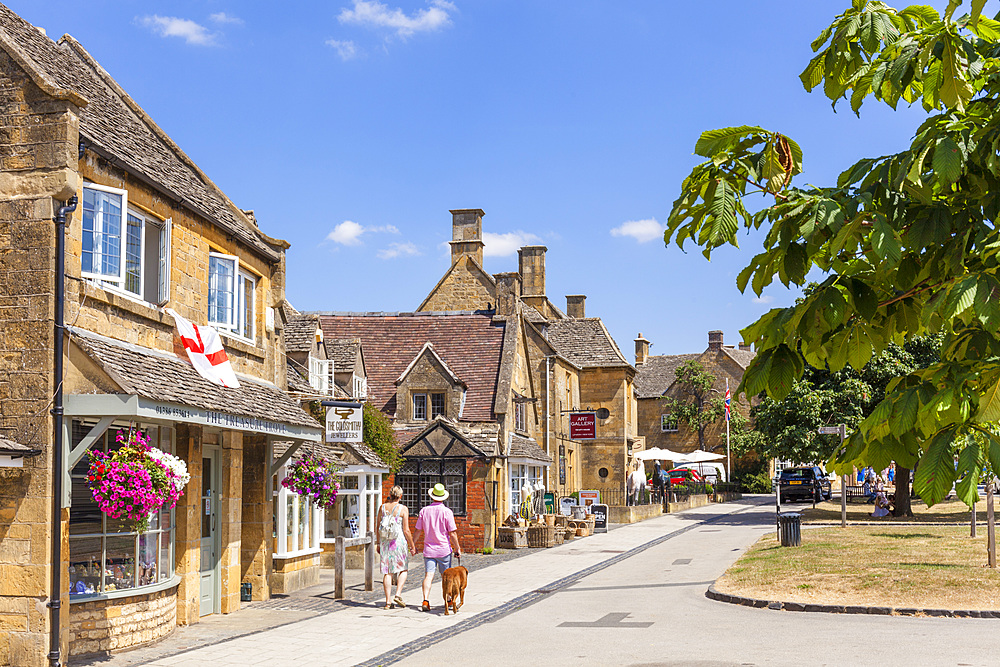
left=414, top=482, right=461, bottom=612
left=376, top=485, right=416, bottom=609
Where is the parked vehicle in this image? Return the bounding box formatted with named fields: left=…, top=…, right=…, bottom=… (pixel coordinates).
left=777, top=466, right=832, bottom=502
left=673, top=462, right=726, bottom=484
left=664, top=468, right=703, bottom=486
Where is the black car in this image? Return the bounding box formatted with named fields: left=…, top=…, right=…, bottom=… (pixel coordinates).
left=778, top=466, right=832, bottom=502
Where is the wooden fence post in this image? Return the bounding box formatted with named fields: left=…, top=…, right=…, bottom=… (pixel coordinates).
left=988, top=484, right=996, bottom=569
left=365, top=531, right=376, bottom=591
left=335, top=535, right=345, bottom=598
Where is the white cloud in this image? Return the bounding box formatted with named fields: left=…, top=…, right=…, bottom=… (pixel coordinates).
left=482, top=231, right=542, bottom=258
left=325, top=220, right=399, bottom=246
left=610, top=218, right=666, bottom=244
left=138, top=16, right=217, bottom=46
left=378, top=242, right=421, bottom=259
left=209, top=12, right=244, bottom=25
left=752, top=295, right=774, bottom=305
left=338, top=0, right=455, bottom=38
left=326, top=39, right=359, bottom=60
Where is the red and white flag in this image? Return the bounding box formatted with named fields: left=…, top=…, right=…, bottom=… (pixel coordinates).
left=166, top=308, right=241, bottom=388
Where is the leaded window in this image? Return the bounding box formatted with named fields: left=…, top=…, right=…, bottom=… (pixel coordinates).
left=396, top=458, right=466, bottom=516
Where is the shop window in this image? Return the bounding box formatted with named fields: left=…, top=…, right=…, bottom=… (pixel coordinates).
left=322, top=470, right=383, bottom=541
left=396, top=459, right=466, bottom=516
left=208, top=252, right=256, bottom=342
left=413, top=393, right=427, bottom=421
left=431, top=393, right=445, bottom=418
left=661, top=415, right=679, bottom=432
left=82, top=184, right=170, bottom=304
left=273, top=462, right=322, bottom=557
left=68, top=421, right=175, bottom=599
left=509, top=463, right=544, bottom=515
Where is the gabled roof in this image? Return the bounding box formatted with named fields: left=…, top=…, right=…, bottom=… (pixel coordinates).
left=0, top=5, right=283, bottom=262
left=509, top=434, right=552, bottom=463
left=723, top=346, right=756, bottom=369
left=545, top=318, right=631, bottom=369
left=69, top=326, right=320, bottom=429
left=416, top=254, right=496, bottom=313
left=285, top=315, right=321, bottom=355
left=326, top=338, right=363, bottom=372
left=399, top=420, right=489, bottom=458
left=316, top=312, right=504, bottom=422
left=341, top=441, right=389, bottom=470
left=396, top=342, right=466, bottom=388
left=634, top=353, right=700, bottom=399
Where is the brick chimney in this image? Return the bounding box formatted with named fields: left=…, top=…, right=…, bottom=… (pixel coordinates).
left=635, top=333, right=650, bottom=366
left=566, top=295, right=586, bottom=318
left=708, top=330, right=724, bottom=351
left=449, top=209, right=485, bottom=266
left=494, top=272, right=521, bottom=317
left=518, top=245, right=547, bottom=297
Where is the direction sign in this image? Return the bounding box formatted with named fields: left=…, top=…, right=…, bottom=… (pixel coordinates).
left=817, top=426, right=841, bottom=435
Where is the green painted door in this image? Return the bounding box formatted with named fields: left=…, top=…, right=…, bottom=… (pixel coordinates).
left=199, top=448, right=220, bottom=616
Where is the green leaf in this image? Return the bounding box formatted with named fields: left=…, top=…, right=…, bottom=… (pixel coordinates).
left=955, top=439, right=981, bottom=508
left=890, top=388, right=920, bottom=435
left=914, top=429, right=958, bottom=507
left=939, top=38, right=974, bottom=112
left=977, top=375, right=1000, bottom=422
left=944, top=0, right=963, bottom=21
left=871, top=217, right=902, bottom=266
left=767, top=344, right=804, bottom=400
left=694, top=126, right=766, bottom=158
left=970, top=0, right=986, bottom=26
left=845, top=323, right=874, bottom=370
left=932, top=136, right=964, bottom=186
left=899, top=5, right=940, bottom=26
left=849, top=279, right=879, bottom=321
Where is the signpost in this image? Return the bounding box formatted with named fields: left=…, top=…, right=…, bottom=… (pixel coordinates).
left=325, top=402, right=363, bottom=443
left=569, top=412, right=597, bottom=440
left=818, top=424, right=848, bottom=528
left=591, top=503, right=608, bottom=533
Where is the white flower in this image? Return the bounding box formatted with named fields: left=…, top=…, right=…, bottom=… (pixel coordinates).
left=149, top=448, right=191, bottom=492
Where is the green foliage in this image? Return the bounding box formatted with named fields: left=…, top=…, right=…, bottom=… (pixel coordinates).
left=362, top=402, right=402, bottom=473
left=661, top=360, right=727, bottom=450
left=665, top=0, right=1000, bottom=508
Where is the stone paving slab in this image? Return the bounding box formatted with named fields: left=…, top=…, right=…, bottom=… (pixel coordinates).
left=108, top=499, right=762, bottom=667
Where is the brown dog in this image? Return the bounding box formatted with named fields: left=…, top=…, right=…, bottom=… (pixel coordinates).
left=441, top=564, right=468, bottom=615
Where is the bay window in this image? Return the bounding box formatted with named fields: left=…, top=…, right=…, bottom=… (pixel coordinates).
left=509, top=462, right=544, bottom=515
left=321, top=470, right=382, bottom=541
left=272, top=463, right=323, bottom=557
left=208, top=252, right=256, bottom=342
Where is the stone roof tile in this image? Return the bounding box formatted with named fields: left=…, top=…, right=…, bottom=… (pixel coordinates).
left=285, top=315, right=320, bottom=355
left=326, top=339, right=362, bottom=369
left=509, top=434, right=552, bottom=463
left=634, top=353, right=700, bottom=399
left=545, top=318, right=630, bottom=368
left=69, top=326, right=320, bottom=430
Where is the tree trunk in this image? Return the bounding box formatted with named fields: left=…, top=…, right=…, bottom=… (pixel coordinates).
left=893, top=466, right=914, bottom=517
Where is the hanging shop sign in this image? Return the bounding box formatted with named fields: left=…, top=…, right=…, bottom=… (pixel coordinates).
left=326, top=405, right=363, bottom=443
left=569, top=412, right=597, bottom=440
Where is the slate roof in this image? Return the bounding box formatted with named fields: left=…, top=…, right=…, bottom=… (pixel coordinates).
left=272, top=440, right=344, bottom=465
left=633, top=354, right=700, bottom=399
left=723, top=346, right=756, bottom=369
left=342, top=441, right=389, bottom=469
left=522, top=303, right=548, bottom=324
left=317, top=312, right=505, bottom=422
left=284, top=315, right=320, bottom=355
left=0, top=438, right=41, bottom=457
left=0, top=5, right=281, bottom=262
left=509, top=434, right=552, bottom=463
left=326, top=339, right=362, bottom=370
left=69, top=326, right=320, bottom=430
left=545, top=318, right=631, bottom=369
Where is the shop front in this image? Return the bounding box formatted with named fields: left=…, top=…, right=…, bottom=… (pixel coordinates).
left=62, top=328, right=322, bottom=657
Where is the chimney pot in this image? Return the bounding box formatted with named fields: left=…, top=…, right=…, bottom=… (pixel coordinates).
left=708, top=330, right=724, bottom=351
left=566, top=295, right=586, bottom=318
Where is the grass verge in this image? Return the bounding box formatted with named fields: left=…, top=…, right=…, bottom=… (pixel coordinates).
left=798, top=497, right=989, bottom=524
left=716, top=526, right=1000, bottom=610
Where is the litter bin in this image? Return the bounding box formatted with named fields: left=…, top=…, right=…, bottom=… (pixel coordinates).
left=778, top=512, right=801, bottom=547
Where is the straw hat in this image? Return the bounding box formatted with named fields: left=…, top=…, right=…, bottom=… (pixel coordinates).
left=428, top=483, right=449, bottom=501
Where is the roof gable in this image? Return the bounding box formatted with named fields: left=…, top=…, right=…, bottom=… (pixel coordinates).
left=416, top=254, right=496, bottom=312
left=634, top=353, right=700, bottom=399
left=546, top=318, right=631, bottom=369
left=400, top=420, right=486, bottom=458
left=396, top=342, right=466, bottom=388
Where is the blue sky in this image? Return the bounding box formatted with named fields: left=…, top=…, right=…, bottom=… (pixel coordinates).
left=11, top=1, right=938, bottom=357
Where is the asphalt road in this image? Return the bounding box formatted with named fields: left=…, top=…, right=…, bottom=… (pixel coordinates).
left=395, top=501, right=1000, bottom=667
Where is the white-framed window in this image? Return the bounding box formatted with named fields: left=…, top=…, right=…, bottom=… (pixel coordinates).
left=353, top=375, right=367, bottom=400
left=208, top=252, right=256, bottom=342
left=82, top=184, right=170, bottom=304
left=413, top=393, right=427, bottom=420
left=308, top=358, right=335, bottom=396
left=509, top=463, right=544, bottom=514
left=661, top=414, right=679, bottom=432
left=322, top=471, right=382, bottom=541
left=514, top=401, right=526, bottom=433
left=273, top=463, right=323, bottom=557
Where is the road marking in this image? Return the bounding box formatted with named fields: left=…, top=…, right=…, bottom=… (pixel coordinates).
left=558, top=612, right=652, bottom=628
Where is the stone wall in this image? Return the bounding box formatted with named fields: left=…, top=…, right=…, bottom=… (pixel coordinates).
left=219, top=432, right=243, bottom=615
left=67, top=585, right=177, bottom=658
left=270, top=552, right=321, bottom=595
left=173, top=425, right=202, bottom=625
left=418, top=255, right=495, bottom=313
left=240, top=435, right=271, bottom=601
left=395, top=354, right=463, bottom=422
left=0, top=46, right=80, bottom=667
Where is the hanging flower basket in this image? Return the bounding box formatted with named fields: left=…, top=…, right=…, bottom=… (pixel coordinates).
left=87, top=428, right=190, bottom=533
left=281, top=452, right=341, bottom=508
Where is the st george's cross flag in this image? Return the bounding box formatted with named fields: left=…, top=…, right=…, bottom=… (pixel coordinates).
left=724, top=378, right=731, bottom=422
left=166, top=308, right=241, bottom=388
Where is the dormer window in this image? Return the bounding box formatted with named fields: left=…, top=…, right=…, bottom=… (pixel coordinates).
left=431, top=393, right=445, bottom=418
left=413, top=393, right=427, bottom=420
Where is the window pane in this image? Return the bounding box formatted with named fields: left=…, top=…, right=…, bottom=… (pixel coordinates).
left=413, top=394, right=427, bottom=420
left=125, top=213, right=142, bottom=295
left=208, top=255, right=235, bottom=326
left=444, top=475, right=464, bottom=515
left=286, top=494, right=295, bottom=552
left=398, top=474, right=418, bottom=510
left=82, top=188, right=123, bottom=279
left=299, top=496, right=311, bottom=548
left=443, top=460, right=464, bottom=476
left=340, top=494, right=361, bottom=538
left=105, top=534, right=138, bottom=593
left=341, top=475, right=359, bottom=490
left=69, top=476, right=103, bottom=536
left=81, top=188, right=96, bottom=274
left=138, top=532, right=159, bottom=586
left=240, top=274, right=254, bottom=339
left=68, top=536, right=102, bottom=597
left=431, top=393, right=445, bottom=418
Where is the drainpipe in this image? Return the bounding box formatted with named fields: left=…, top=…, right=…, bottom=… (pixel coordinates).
left=49, top=195, right=77, bottom=667
left=545, top=356, right=553, bottom=491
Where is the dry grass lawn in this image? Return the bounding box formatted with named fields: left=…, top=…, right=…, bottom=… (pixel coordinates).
left=798, top=497, right=989, bottom=524
left=717, top=526, right=1000, bottom=610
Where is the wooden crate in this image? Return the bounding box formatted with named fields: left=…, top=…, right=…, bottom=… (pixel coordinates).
left=497, top=527, right=528, bottom=549
left=527, top=525, right=557, bottom=548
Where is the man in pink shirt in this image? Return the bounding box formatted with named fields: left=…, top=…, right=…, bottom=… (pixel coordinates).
left=414, top=483, right=461, bottom=611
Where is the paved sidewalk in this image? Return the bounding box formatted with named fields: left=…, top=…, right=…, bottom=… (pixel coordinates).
left=79, top=499, right=764, bottom=667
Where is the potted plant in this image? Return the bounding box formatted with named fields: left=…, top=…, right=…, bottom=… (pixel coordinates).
left=281, top=452, right=341, bottom=508
left=87, top=428, right=190, bottom=533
